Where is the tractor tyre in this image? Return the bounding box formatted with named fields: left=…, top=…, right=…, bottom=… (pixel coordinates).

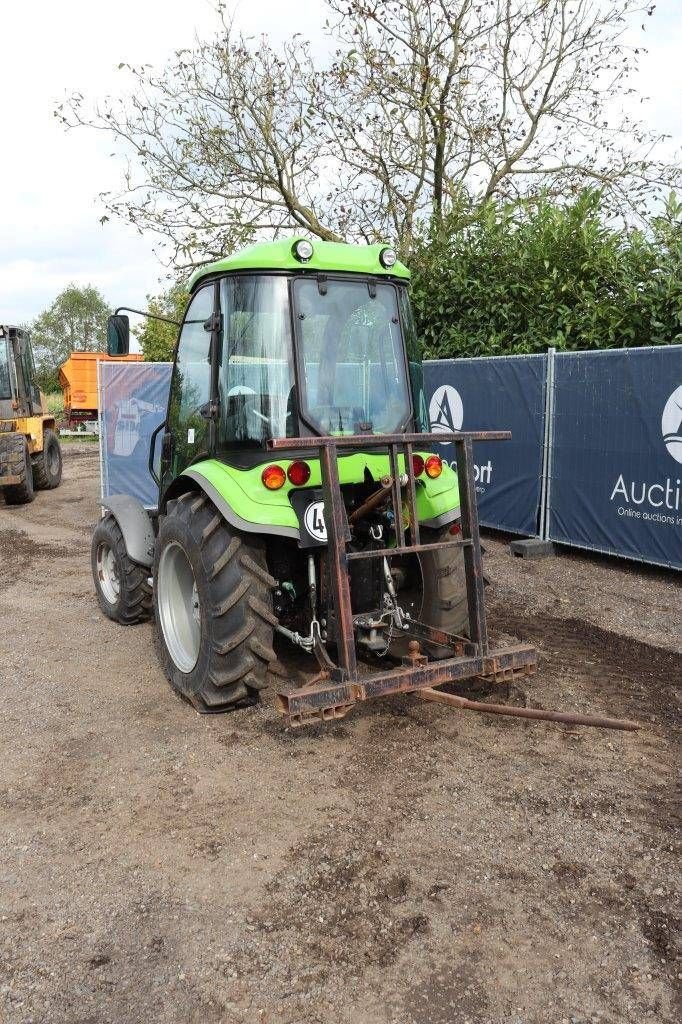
left=91, top=514, right=153, bottom=624
left=32, top=429, right=63, bottom=490
left=390, top=524, right=469, bottom=659
left=153, top=491, right=276, bottom=713
left=2, top=434, right=35, bottom=505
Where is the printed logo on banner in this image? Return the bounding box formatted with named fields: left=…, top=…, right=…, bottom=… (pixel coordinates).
left=662, top=385, right=682, bottom=464
left=427, top=382, right=493, bottom=494
left=610, top=381, right=682, bottom=529
left=429, top=384, right=463, bottom=436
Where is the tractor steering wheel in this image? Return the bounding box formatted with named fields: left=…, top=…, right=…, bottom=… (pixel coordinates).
left=226, top=385, right=272, bottom=427
left=227, top=385, right=256, bottom=398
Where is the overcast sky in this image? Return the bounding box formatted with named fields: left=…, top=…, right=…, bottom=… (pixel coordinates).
left=0, top=0, right=680, bottom=328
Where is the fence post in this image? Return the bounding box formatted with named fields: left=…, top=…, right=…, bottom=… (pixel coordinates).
left=97, top=357, right=105, bottom=513
left=539, top=347, right=556, bottom=542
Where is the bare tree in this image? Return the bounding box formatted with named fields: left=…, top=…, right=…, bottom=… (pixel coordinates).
left=59, top=1, right=679, bottom=265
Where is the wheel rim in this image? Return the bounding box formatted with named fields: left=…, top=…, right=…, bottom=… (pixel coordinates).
left=157, top=542, right=201, bottom=674
left=96, top=542, right=120, bottom=604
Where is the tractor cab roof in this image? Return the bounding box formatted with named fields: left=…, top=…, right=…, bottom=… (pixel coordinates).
left=187, top=238, right=410, bottom=292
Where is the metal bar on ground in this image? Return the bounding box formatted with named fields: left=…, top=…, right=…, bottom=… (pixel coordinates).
left=416, top=687, right=640, bottom=732
left=276, top=644, right=537, bottom=720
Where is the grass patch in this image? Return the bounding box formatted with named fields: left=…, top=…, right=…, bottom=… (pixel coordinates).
left=59, top=433, right=99, bottom=444
left=45, top=392, right=64, bottom=416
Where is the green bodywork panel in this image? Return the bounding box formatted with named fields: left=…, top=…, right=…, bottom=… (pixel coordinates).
left=183, top=452, right=459, bottom=539
left=188, top=239, right=410, bottom=291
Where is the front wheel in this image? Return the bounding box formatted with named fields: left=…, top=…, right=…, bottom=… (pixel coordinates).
left=153, top=491, right=277, bottom=713
left=32, top=429, right=63, bottom=490
left=2, top=434, right=35, bottom=505
left=91, top=515, right=153, bottom=624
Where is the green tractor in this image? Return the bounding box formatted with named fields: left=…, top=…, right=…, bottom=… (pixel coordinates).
left=92, top=238, right=537, bottom=724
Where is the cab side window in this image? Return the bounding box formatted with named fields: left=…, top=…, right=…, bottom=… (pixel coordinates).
left=166, top=285, right=215, bottom=474
left=0, top=341, right=11, bottom=399
left=20, top=335, right=41, bottom=411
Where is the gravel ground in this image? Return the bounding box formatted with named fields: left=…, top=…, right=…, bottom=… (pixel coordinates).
left=0, top=443, right=679, bottom=1024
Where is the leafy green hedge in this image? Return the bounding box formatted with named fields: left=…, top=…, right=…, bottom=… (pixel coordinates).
left=410, top=191, right=682, bottom=359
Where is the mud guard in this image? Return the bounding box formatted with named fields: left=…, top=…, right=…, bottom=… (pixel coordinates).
left=103, top=494, right=156, bottom=567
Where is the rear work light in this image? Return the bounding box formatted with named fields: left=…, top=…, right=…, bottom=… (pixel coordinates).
left=379, top=246, right=397, bottom=268
left=287, top=460, right=311, bottom=486
left=292, top=239, right=314, bottom=262
left=261, top=464, right=286, bottom=490
left=411, top=453, right=425, bottom=477
left=424, top=454, right=443, bottom=479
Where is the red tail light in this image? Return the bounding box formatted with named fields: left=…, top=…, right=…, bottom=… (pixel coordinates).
left=261, top=464, right=286, bottom=490
left=411, top=453, right=425, bottom=477
left=424, top=454, right=443, bottom=478
left=287, top=460, right=311, bottom=486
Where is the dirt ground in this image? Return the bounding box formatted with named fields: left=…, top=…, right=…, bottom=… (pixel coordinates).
left=0, top=443, right=679, bottom=1024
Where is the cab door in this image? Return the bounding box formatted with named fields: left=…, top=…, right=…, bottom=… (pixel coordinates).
left=160, top=283, right=216, bottom=491
left=5, top=330, right=39, bottom=417
left=16, top=333, right=41, bottom=414
left=0, top=336, right=14, bottom=421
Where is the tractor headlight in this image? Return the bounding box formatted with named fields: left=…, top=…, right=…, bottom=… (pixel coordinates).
left=292, top=239, right=314, bottom=263
left=379, top=246, right=397, bottom=269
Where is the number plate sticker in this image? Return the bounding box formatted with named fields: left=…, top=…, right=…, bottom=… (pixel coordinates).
left=304, top=500, right=327, bottom=542
left=289, top=489, right=328, bottom=548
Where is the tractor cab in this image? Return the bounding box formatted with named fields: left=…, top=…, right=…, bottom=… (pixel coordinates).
left=157, top=239, right=429, bottom=487
left=0, top=325, right=43, bottom=421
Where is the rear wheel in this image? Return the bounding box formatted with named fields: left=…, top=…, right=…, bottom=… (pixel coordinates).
left=32, top=429, right=62, bottom=490
left=390, top=524, right=469, bottom=659
left=153, top=491, right=277, bottom=713
left=91, top=515, right=153, bottom=624
left=2, top=434, right=35, bottom=505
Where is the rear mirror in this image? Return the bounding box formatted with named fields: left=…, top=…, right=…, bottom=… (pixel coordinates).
left=107, top=314, right=130, bottom=356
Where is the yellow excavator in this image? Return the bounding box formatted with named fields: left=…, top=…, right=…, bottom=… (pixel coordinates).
left=0, top=325, right=62, bottom=505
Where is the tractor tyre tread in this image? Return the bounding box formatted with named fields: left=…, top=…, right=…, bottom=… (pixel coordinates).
left=31, top=429, right=63, bottom=490
left=390, top=524, right=469, bottom=659
left=153, top=493, right=276, bottom=713
left=1, top=433, right=35, bottom=505
left=91, top=515, right=153, bottom=624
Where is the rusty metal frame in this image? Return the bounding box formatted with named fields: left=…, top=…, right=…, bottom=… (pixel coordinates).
left=267, top=430, right=539, bottom=725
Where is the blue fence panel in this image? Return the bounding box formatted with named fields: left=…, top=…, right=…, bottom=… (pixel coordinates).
left=424, top=355, right=546, bottom=535
left=99, top=361, right=172, bottom=509
left=548, top=346, right=682, bottom=569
